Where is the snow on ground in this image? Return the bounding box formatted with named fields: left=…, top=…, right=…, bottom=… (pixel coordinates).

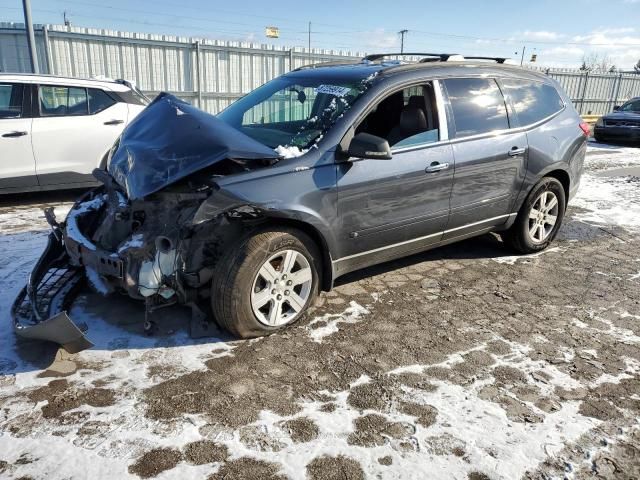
left=571, top=141, right=640, bottom=232
left=1, top=142, right=640, bottom=479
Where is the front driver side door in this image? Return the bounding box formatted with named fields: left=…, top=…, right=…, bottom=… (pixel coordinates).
left=334, top=81, right=454, bottom=274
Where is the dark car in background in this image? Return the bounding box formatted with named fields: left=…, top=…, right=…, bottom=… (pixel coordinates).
left=13, top=53, right=588, bottom=352
left=594, top=97, right=640, bottom=144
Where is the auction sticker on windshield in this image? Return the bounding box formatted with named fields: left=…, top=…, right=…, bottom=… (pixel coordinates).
left=315, top=84, right=352, bottom=97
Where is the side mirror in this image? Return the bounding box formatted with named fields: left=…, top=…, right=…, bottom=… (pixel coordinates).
left=613, top=105, right=621, bottom=111
left=346, top=133, right=392, bottom=160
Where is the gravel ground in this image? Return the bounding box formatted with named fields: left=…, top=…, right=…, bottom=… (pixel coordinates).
left=0, top=141, right=639, bottom=479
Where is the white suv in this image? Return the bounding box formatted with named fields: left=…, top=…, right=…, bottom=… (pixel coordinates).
left=0, top=74, right=149, bottom=193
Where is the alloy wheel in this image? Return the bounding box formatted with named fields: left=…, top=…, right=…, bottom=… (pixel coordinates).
left=528, top=190, right=559, bottom=243
left=250, top=249, right=313, bottom=326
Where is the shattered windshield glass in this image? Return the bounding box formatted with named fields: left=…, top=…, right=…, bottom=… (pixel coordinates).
left=218, top=75, right=374, bottom=156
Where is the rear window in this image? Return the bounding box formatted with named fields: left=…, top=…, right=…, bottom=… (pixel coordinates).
left=0, top=83, right=24, bottom=118
left=444, top=78, right=509, bottom=138
left=40, top=86, right=88, bottom=116
left=501, top=79, right=564, bottom=126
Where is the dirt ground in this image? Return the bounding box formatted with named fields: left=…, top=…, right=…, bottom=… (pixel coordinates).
left=0, top=142, right=639, bottom=479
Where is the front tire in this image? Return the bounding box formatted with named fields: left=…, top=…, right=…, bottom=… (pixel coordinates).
left=211, top=228, right=320, bottom=338
left=502, top=177, right=566, bottom=254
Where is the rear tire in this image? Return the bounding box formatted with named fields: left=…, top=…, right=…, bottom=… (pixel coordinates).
left=502, top=177, right=566, bottom=254
left=211, top=228, right=320, bottom=338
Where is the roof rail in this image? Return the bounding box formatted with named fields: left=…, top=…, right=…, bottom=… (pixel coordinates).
left=293, top=59, right=361, bottom=71
left=462, top=56, right=511, bottom=64
left=363, top=52, right=459, bottom=62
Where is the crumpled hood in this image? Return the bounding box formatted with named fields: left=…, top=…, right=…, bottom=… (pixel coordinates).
left=107, top=93, right=280, bottom=200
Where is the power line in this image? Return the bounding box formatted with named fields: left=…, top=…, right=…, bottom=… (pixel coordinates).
left=12, top=0, right=640, bottom=47
left=5, top=2, right=640, bottom=50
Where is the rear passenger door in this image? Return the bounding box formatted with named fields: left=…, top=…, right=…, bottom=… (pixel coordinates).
left=442, top=78, right=527, bottom=239
left=31, top=85, right=128, bottom=186
left=0, top=82, right=37, bottom=190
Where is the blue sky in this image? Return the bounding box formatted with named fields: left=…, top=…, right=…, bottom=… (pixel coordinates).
left=2, top=0, right=640, bottom=68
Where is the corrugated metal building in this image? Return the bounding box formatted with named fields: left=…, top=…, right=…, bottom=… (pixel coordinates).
left=2, top=22, right=640, bottom=115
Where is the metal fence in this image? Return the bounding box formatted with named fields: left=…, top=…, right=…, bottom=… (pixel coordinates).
left=2, top=22, right=640, bottom=115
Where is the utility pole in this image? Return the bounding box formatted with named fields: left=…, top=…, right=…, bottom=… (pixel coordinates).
left=308, top=22, right=311, bottom=64
left=22, top=0, right=39, bottom=73
left=520, top=45, right=526, bottom=66
left=399, top=29, right=408, bottom=54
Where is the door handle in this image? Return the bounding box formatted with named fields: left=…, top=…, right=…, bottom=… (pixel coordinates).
left=508, top=147, right=527, bottom=157
left=2, top=131, right=28, bottom=138
left=104, top=119, right=124, bottom=125
left=425, top=162, right=449, bottom=173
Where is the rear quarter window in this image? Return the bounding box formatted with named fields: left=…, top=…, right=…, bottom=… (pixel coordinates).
left=443, top=78, right=509, bottom=138
left=88, top=88, right=116, bottom=114
left=501, top=79, right=564, bottom=126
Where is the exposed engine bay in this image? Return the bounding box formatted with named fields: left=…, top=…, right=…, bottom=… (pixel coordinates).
left=12, top=93, right=284, bottom=352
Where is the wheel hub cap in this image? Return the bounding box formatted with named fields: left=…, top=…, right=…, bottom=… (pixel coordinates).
left=527, top=190, right=559, bottom=244
left=251, top=249, right=313, bottom=327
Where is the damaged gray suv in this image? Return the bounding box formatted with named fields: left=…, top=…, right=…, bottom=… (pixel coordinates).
left=13, top=53, right=588, bottom=352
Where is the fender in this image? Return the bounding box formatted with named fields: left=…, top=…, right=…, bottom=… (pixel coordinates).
left=192, top=164, right=339, bottom=290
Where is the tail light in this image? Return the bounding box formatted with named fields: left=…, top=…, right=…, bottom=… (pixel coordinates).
left=579, top=122, right=591, bottom=137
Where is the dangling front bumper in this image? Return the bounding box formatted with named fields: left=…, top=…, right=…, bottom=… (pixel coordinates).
left=11, top=213, right=93, bottom=354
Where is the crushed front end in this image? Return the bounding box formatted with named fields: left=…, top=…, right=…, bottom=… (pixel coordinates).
left=12, top=93, right=280, bottom=352
left=12, top=175, right=249, bottom=352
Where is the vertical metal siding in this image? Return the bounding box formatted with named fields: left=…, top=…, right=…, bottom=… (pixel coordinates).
left=2, top=23, right=640, bottom=115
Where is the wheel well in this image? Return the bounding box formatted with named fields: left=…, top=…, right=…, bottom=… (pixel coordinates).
left=545, top=169, right=570, bottom=206
left=99, top=151, right=109, bottom=170
left=259, top=218, right=334, bottom=292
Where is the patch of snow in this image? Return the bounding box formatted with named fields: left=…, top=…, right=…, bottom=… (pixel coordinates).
left=305, top=301, right=369, bottom=342
left=586, top=310, right=640, bottom=345
left=590, top=358, right=640, bottom=386
left=65, top=195, right=107, bottom=251
left=572, top=165, right=640, bottom=232
left=274, top=145, right=309, bottom=159
left=117, top=233, right=145, bottom=252
left=85, top=267, right=112, bottom=295
left=491, top=246, right=562, bottom=265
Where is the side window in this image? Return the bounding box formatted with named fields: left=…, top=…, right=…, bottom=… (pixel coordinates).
left=356, top=82, right=440, bottom=148
left=0, top=83, right=24, bottom=119
left=88, top=88, right=116, bottom=114
left=40, top=86, right=88, bottom=116
left=444, top=78, right=509, bottom=138
left=501, top=79, right=564, bottom=126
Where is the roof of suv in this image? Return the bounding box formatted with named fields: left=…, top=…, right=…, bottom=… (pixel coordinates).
left=285, top=56, right=551, bottom=84
left=0, top=73, right=133, bottom=92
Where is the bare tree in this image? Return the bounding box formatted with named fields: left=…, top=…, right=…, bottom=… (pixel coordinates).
left=580, top=53, right=615, bottom=73
left=634, top=59, right=640, bottom=73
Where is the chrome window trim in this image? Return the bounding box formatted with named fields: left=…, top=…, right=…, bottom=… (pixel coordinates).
left=433, top=79, right=449, bottom=141
left=388, top=80, right=449, bottom=154
left=333, top=213, right=516, bottom=264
